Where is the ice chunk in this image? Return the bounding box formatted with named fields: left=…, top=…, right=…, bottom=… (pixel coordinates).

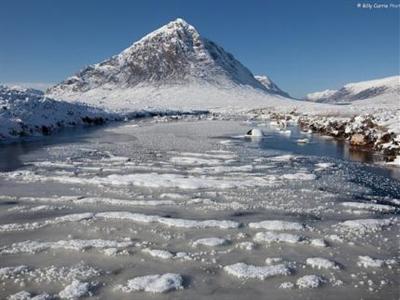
left=245, top=128, right=264, bottom=137
left=357, top=256, right=385, bottom=268
left=0, top=239, right=134, bottom=255
left=310, top=239, right=328, bottom=247
left=249, top=220, right=304, bottom=231
left=116, top=273, right=183, bottom=293
left=96, top=211, right=240, bottom=229
left=192, top=237, right=229, bottom=247
left=296, top=275, right=325, bottom=288
left=337, top=218, right=394, bottom=234
left=223, top=262, right=290, bottom=280
left=59, top=280, right=90, bottom=299
left=142, top=248, right=174, bottom=259
left=7, top=291, right=52, bottom=300
left=280, top=173, right=316, bottom=181
left=253, top=232, right=304, bottom=244
left=306, top=257, right=340, bottom=270
left=341, top=202, right=396, bottom=213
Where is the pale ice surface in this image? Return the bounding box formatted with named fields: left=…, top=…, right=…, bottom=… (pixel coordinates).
left=116, top=273, right=183, bottom=293
left=0, top=119, right=399, bottom=300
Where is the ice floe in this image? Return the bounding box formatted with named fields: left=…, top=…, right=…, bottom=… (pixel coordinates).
left=356, top=256, right=397, bottom=268
left=248, top=220, right=305, bottom=231
left=306, top=257, right=340, bottom=270
left=116, top=273, right=184, bottom=293
left=223, top=263, right=291, bottom=280
left=336, top=218, right=395, bottom=235
left=59, top=280, right=90, bottom=299
left=0, top=239, right=134, bottom=255
left=142, top=248, right=174, bottom=259
left=0, top=213, right=94, bottom=233
left=7, top=291, right=52, bottom=300
left=96, top=211, right=240, bottom=229
left=192, top=237, right=229, bottom=247
left=296, top=275, right=326, bottom=288
left=253, top=232, right=304, bottom=244
left=341, top=202, right=396, bottom=213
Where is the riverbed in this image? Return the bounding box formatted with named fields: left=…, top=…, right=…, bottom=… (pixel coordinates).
left=0, top=118, right=399, bottom=299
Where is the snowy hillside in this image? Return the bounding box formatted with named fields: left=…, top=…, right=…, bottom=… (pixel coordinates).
left=47, top=18, right=296, bottom=111
left=254, top=75, right=290, bottom=98
left=306, top=76, right=400, bottom=103
left=0, top=85, right=115, bottom=140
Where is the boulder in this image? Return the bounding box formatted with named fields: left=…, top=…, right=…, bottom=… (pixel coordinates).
left=350, top=134, right=369, bottom=146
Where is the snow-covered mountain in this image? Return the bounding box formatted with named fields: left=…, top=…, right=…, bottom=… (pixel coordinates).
left=47, top=18, right=293, bottom=112
left=0, top=85, right=114, bottom=140
left=254, top=75, right=290, bottom=98
left=305, top=76, right=400, bottom=103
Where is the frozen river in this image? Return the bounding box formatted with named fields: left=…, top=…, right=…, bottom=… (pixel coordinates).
left=0, top=118, right=399, bottom=299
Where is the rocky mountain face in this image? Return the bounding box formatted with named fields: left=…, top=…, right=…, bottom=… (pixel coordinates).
left=47, top=18, right=276, bottom=99
left=305, top=76, right=400, bottom=103
left=47, top=19, right=287, bottom=109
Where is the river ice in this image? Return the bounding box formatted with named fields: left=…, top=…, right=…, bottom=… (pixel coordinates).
left=0, top=119, right=399, bottom=299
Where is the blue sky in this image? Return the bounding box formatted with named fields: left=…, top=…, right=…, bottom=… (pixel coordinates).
left=0, top=0, right=398, bottom=97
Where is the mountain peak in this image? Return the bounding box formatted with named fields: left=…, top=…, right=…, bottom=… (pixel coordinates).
left=305, top=75, right=400, bottom=103
left=47, top=19, right=277, bottom=103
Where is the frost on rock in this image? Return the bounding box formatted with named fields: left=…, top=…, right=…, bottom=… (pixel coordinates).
left=116, top=273, right=184, bottom=293
left=59, top=280, right=90, bottom=299
left=253, top=232, right=304, bottom=244
left=296, top=275, right=326, bottom=289
left=223, top=263, right=291, bottom=280
left=192, top=237, right=229, bottom=247
left=306, top=257, right=340, bottom=270
left=248, top=220, right=305, bottom=231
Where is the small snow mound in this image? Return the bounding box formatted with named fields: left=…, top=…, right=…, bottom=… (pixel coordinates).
left=223, top=262, right=290, bottom=280
left=116, top=273, right=183, bottom=293
left=59, top=280, right=90, bottom=299
left=296, top=275, right=326, bottom=288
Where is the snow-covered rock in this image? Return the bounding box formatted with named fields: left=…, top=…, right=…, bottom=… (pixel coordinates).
left=245, top=128, right=264, bottom=137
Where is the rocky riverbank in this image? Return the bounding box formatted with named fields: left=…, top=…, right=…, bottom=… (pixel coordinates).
left=249, top=110, right=400, bottom=164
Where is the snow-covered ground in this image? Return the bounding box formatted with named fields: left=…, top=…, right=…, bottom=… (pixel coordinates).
left=0, top=119, right=398, bottom=299
left=0, top=85, right=116, bottom=141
